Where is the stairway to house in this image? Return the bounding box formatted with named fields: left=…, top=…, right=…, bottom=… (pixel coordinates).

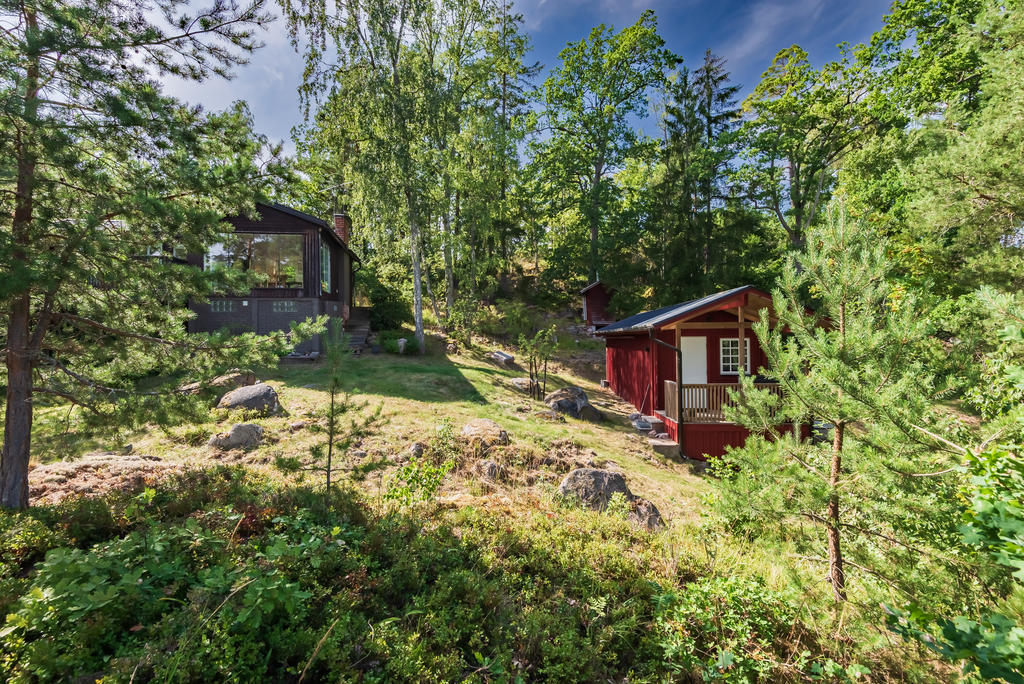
left=344, top=306, right=372, bottom=349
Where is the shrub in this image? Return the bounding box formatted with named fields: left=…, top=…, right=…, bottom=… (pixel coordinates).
left=361, top=272, right=413, bottom=331
left=654, top=575, right=803, bottom=681
left=378, top=329, right=420, bottom=354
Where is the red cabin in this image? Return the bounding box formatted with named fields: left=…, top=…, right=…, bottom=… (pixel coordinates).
left=580, top=281, right=615, bottom=329
left=596, top=285, right=804, bottom=460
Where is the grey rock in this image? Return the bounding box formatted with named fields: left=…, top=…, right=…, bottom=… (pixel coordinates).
left=179, top=369, right=258, bottom=395
left=557, top=468, right=633, bottom=511
left=217, top=383, right=282, bottom=416
left=350, top=449, right=368, bottom=460
left=461, top=418, right=509, bottom=449
left=486, top=350, right=515, bottom=367
left=409, top=442, right=426, bottom=458
left=628, top=498, right=665, bottom=531
left=476, top=459, right=504, bottom=482
left=510, top=377, right=537, bottom=393
left=207, top=423, right=264, bottom=450
left=446, top=342, right=459, bottom=354
left=544, top=386, right=603, bottom=422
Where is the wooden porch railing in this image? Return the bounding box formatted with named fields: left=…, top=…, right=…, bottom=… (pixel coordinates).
left=663, top=381, right=782, bottom=424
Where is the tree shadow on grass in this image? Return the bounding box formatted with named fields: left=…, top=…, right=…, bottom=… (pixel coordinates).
left=269, top=351, right=488, bottom=404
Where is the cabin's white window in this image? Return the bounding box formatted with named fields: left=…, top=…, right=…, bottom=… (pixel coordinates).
left=272, top=300, right=298, bottom=313
left=720, top=338, right=750, bottom=375
left=210, top=299, right=235, bottom=313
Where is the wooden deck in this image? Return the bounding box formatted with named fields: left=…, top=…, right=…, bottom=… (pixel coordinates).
left=663, top=380, right=781, bottom=424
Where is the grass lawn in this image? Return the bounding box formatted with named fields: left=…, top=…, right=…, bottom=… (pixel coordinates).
left=27, top=342, right=706, bottom=524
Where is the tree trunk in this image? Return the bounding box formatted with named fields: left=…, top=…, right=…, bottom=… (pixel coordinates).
left=3, top=11, right=39, bottom=509
left=2, top=295, right=34, bottom=509
left=827, top=298, right=847, bottom=602
left=442, top=192, right=455, bottom=319
left=405, top=188, right=426, bottom=354
left=827, top=419, right=846, bottom=602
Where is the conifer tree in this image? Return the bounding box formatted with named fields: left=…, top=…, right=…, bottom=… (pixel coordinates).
left=0, top=0, right=311, bottom=508
left=717, top=203, right=966, bottom=604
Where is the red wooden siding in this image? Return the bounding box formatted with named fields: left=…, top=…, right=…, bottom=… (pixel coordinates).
left=662, top=418, right=810, bottom=460
left=583, top=284, right=613, bottom=326
left=605, top=335, right=653, bottom=413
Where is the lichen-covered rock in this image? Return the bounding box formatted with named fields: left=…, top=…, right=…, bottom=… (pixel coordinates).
left=544, top=386, right=603, bottom=422
left=510, top=377, right=537, bottom=393
left=475, top=459, right=504, bottom=482
left=207, top=423, right=264, bottom=450
left=179, top=369, right=258, bottom=395
left=486, top=351, right=515, bottom=367
left=628, top=498, right=665, bottom=530
left=461, top=418, right=509, bottom=449
left=557, top=468, right=633, bottom=511
left=217, top=383, right=282, bottom=416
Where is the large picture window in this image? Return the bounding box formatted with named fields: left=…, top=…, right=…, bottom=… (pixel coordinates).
left=720, top=338, right=750, bottom=375
left=205, top=233, right=304, bottom=288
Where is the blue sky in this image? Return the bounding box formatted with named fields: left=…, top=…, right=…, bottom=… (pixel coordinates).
left=163, top=0, right=893, bottom=152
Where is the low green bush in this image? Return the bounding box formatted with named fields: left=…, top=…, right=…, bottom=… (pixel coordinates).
left=377, top=329, right=421, bottom=354
left=0, top=467, right=883, bottom=682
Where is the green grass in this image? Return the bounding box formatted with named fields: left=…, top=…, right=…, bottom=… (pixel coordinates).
left=14, top=341, right=956, bottom=681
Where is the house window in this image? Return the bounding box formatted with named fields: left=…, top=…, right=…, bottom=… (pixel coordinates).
left=320, top=237, right=332, bottom=294
left=210, top=299, right=235, bottom=313
left=205, top=233, right=304, bottom=288
left=272, top=300, right=298, bottom=313
left=720, top=338, right=751, bottom=375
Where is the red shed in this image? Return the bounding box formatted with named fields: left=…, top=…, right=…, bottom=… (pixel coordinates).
left=580, top=281, right=615, bottom=329
left=596, top=285, right=807, bottom=460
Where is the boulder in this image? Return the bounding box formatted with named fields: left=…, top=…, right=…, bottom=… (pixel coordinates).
left=544, top=386, right=603, bottom=422
left=534, top=409, right=565, bottom=422
left=557, top=468, right=633, bottom=511
left=461, top=418, right=509, bottom=449
left=628, top=498, right=665, bottom=531
left=409, top=442, right=426, bottom=459
left=510, top=377, right=538, bottom=393
left=558, top=468, right=666, bottom=531
left=207, top=423, right=264, bottom=450
left=486, top=350, right=515, bottom=367
left=446, top=341, right=459, bottom=354
left=475, top=459, right=504, bottom=482
left=217, top=383, right=282, bottom=416
left=179, top=369, right=257, bottom=395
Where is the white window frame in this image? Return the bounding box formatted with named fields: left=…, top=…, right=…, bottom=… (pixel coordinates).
left=719, top=337, right=751, bottom=375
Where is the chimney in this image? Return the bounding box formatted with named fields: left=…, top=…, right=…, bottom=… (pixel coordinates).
left=333, top=210, right=351, bottom=244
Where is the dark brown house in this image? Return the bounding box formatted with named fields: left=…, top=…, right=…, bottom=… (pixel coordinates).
left=187, top=202, right=360, bottom=355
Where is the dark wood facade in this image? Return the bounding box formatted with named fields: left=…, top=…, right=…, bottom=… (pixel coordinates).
left=187, top=203, right=359, bottom=354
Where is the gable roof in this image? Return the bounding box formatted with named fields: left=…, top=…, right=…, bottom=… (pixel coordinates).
left=595, top=285, right=764, bottom=335
left=264, top=202, right=330, bottom=230
left=259, top=202, right=361, bottom=262
left=580, top=281, right=611, bottom=295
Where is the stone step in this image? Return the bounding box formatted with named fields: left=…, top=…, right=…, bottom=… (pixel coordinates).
left=648, top=437, right=680, bottom=459
left=644, top=415, right=667, bottom=433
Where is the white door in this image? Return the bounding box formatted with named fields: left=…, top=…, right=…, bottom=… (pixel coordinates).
left=679, top=336, right=707, bottom=410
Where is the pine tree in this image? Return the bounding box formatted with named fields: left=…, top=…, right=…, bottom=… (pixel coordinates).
left=717, top=202, right=968, bottom=605
left=0, top=0, right=310, bottom=508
